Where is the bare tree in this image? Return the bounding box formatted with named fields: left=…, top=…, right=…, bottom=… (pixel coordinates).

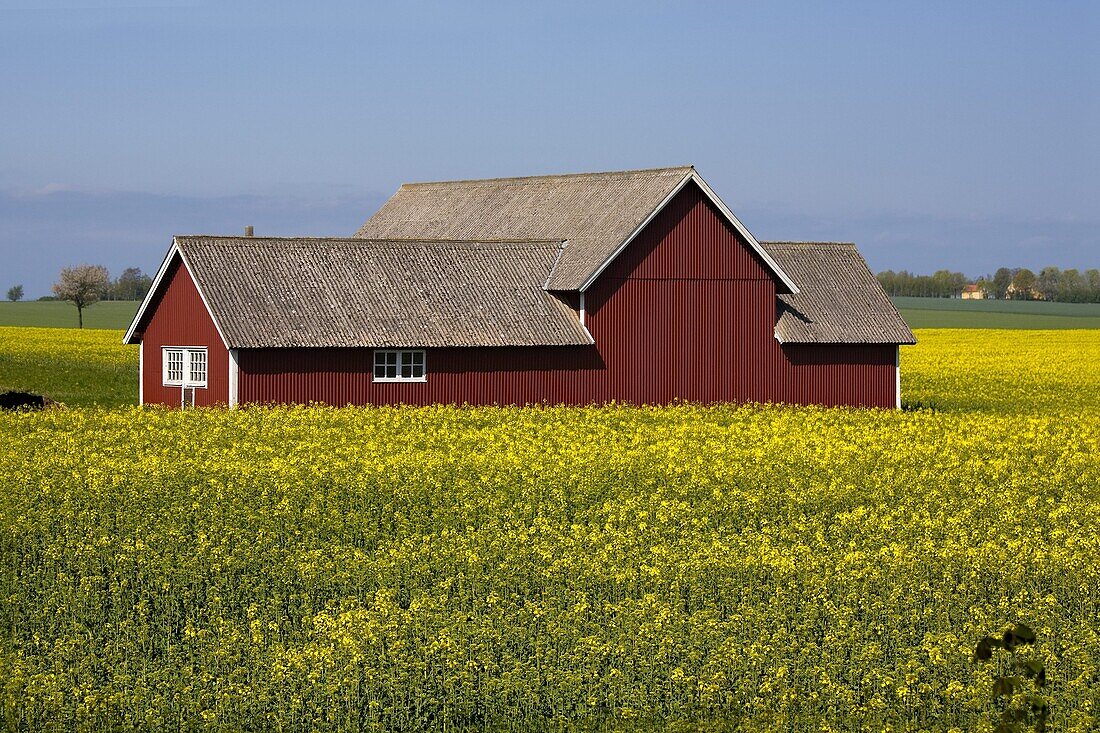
left=52, top=265, right=110, bottom=328
left=6, top=284, right=23, bottom=302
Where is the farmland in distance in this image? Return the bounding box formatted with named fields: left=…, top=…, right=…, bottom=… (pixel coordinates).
left=0, top=300, right=140, bottom=330
left=892, top=296, right=1100, bottom=329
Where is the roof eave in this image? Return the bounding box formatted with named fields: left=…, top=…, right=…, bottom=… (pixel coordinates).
left=777, top=336, right=919, bottom=346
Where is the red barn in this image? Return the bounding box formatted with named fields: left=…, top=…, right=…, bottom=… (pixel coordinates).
left=124, top=166, right=915, bottom=408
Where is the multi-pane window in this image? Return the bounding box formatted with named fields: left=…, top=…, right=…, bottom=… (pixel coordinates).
left=373, top=350, right=426, bottom=382
left=189, top=349, right=207, bottom=385
left=162, top=347, right=208, bottom=387
left=165, top=349, right=184, bottom=384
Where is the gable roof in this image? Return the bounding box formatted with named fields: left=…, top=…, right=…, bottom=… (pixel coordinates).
left=355, top=166, right=799, bottom=293
left=762, top=242, right=916, bottom=345
left=125, top=236, right=594, bottom=349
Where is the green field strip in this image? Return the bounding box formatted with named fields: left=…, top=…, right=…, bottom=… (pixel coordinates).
left=0, top=300, right=141, bottom=329
left=898, top=308, right=1100, bottom=329
left=892, top=296, right=1100, bottom=317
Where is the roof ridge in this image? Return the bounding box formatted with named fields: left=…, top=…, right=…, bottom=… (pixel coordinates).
left=762, top=241, right=856, bottom=246
left=177, top=235, right=566, bottom=247
left=357, top=237, right=566, bottom=245
left=400, top=165, right=694, bottom=188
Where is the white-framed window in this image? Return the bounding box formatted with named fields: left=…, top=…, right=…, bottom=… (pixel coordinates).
left=373, top=349, right=426, bottom=382
left=162, top=347, right=208, bottom=388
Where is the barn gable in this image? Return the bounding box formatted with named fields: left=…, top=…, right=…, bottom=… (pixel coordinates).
left=127, top=250, right=230, bottom=407
left=589, top=180, right=779, bottom=284
left=125, top=243, right=229, bottom=348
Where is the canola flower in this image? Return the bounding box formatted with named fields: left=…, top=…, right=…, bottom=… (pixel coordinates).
left=0, top=326, right=136, bottom=407
left=902, top=328, right=1100, bottom=414
left=0, top=329, right=1097, bottom=732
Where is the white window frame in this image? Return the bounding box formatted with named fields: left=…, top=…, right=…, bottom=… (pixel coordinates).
left=162, top=347, right=208, bottom=388
left=373, top=349, right=427, bottom=382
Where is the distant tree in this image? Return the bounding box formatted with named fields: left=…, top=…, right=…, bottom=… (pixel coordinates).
left=111, top=267, right=153, bottom=301
left=52, top=265, right=110, bottom=328
left=1036, top=266, right=1061, bottom=302
left=949, top=271, right=968, bottom=297
left=992, top=267, right=1014, bottom=299
left=924, top=270, right=967, bottom=297
left=1059, top=269, right=1086, bottom=303
left=1010, top=268, right=1037, bottom=300
left=877, top=269, right=970, bottom=298
left=877, top=270, right=897, bottom=295
left=930, top=270, right=951, bottom=297
left=6, top=284, right=23, bottom=302
left=1087, top=269, right=1100, bottom=302
left=879, top=265, right=1100, bottom=302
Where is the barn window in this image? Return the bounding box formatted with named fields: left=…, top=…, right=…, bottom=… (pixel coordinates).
left=162, top=347, right=208, bottom=388
left=373, top=350, right=426, bottom=382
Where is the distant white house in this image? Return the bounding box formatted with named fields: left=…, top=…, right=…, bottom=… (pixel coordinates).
left=961, top=284, right=985, bottom=300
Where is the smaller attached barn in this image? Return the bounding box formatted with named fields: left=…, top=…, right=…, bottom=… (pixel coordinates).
left=125, top=166, right=915, bottom=408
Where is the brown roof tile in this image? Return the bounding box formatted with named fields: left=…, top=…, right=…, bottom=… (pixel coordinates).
left=175, top=236, right=593, bottom=349
left=354, top=167, right=696, bottom=290
left=761, top=242, right=916, bottom=344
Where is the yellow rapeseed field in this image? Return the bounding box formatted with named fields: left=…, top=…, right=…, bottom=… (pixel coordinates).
left=902, top=329, right=1100, bottom=414
left=0, top=326, right=136, bottom=407
left=0, top=329, right=1097, bottom=731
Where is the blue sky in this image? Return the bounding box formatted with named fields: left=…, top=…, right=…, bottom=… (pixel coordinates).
left=1, top=0, right=1097, bottom=297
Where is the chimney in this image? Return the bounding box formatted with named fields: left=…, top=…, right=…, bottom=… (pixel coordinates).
left=244, top=225, right=254, bottom=237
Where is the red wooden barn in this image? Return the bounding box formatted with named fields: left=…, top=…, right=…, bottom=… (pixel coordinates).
left=124, top=166, right=915, bottom=408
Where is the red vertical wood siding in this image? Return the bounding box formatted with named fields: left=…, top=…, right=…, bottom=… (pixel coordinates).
left=238, top=347, right=604, bottom=407
left=780, top=344, right=897, bottom=408
left=229, top=181, right=898, bottom=408
left=138, top=257, right=229, bottom=407
left=581, top=183, right=898, bottom=406
left=584, top=183, right=786, bottom=405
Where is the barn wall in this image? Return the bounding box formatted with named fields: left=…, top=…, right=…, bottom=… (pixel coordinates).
left=138, top=257, right=229, bottom=407
left=238, top=347, right=604, bottom=406
left=586, top=182, right=788, bottom=404
left=584, top=182, right=900, bottom=408
left=778, top=344, right=898, bottom=408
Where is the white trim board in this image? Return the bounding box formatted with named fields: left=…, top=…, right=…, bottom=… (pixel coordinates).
left=228, top=349, right=239, bottom=408
left=138, top=341, right=144, bottom=405
left=180, top=247, right=232, bottom=351
left=578, top=169, right=800, bottom=295
left=895, top=345, right=901, bottom=410
left=577, top=292, right=593, bottom=341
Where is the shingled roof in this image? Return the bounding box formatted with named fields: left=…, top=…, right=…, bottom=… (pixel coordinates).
left=355, top=166, right=798, bottom=293
left=762, top=242, right=916, bottom=345
left=126, top=236, right=593, bottom=349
